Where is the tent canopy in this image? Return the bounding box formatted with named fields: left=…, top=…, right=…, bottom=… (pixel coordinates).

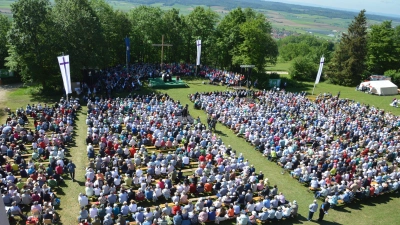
left=359, top=80, right=398, bottom=95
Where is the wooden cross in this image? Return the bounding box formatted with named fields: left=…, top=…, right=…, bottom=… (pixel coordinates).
left=152, top=35, right=172, bottom=70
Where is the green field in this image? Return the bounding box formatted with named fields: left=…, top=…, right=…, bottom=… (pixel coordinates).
left=2, top=77, right=400, bottom=225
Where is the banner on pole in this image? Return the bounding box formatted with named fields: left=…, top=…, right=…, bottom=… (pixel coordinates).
left=57, top=55, right=72, bottom=94
left=125, top=37, right=130, bottom=63
left=196, top=40, right=201, bottom=66
left=315, top=56, right=325, bottom=84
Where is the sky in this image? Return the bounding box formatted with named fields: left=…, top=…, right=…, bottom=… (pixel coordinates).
left=263, top=0, right=400, bottom=17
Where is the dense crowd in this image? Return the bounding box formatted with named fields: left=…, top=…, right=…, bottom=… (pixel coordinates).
left=190, top=90, right=400, bottom=207
left=78, top=93, right=298, bottom=225
left=1, top=98, right=80, bottom=224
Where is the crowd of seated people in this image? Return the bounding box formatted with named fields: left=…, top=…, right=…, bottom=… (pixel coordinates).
left=78, top=94, right=298, bottom=225
left=190, top=89, right=400, bottom=208
left=1, top=98, right=80, bottom=223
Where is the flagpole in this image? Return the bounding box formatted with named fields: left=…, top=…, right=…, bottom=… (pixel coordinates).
left=126, top=36, right=129, bottom=74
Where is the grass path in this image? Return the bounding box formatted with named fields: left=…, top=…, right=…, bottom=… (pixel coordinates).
left=57, top=109, right=88, bottom=224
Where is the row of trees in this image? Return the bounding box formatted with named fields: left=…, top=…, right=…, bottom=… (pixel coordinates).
left=327, top=10, right=400, bottom=86
left=277, top=35, right=334, bottom=81
left=281, top=10, right=400, bottom=86
left=0, top=0, right=278, bottom=87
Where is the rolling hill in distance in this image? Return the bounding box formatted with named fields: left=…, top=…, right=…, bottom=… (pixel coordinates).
left=263, top=0, right=400, bottom=18
left=1, top=0, right=400, bottom=39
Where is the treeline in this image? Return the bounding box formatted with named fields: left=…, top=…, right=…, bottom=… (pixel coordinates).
left=277, top=35, right=335, bottom=82
left=280, top=10, right=400, bottom=86
left=125, top=0, right=400, bottom=22
left=0, top=0, right=278, bottom=87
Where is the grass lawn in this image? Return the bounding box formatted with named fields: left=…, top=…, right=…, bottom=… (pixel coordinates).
left=2, top=79, right=400, bottom=225
left=266, top=61, right=292, bottom=72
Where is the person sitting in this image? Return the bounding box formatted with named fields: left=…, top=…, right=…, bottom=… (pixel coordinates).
left=8, top=201, right=27, bottom=219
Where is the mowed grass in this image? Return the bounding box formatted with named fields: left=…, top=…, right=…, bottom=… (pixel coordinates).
left=3, top=78, right=400, bottom=225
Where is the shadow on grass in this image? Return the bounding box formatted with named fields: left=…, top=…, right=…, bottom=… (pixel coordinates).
left=213, top=129, right=228, bottom=137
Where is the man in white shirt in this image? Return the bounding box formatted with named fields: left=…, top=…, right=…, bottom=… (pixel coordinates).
left=78, top=193, right=89, bottom=208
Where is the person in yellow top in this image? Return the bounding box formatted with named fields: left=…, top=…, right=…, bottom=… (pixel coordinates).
left=330, top=166, right=337, bottom=176
left=270, top=150, right=277, bottom=162
left=16, top=178, right=25, bottom=190
left=124, top=174, right=133, bottom=187
left=11, top=162, right=19, bottom=172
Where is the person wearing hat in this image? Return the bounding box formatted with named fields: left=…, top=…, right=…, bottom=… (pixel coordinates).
left=258, top=207, right=269, bottom=222
left=308, top=199, right=318, bottom=221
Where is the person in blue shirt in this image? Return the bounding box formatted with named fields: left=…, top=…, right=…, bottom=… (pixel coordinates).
left=135, top=208, right=145, bottom=224
left=208, top=207, right=216, bottom=221
left=233, top=202, right=241, bottom=215
left=142, top=217, right=152, bottom=225
left=206, top=197, right=213, bottom=208
left=67, top=160, right=76, bottom=181
left=132, top=126, right=138, bottom=135
left=112, top=204, right=120, bottom=217
left=263, top=196, right=271, bottom=209
left=145, top=188, right=153, bottom=201
left=7, top=148, right=14, bottom=158
left=28, top=166, right=36, bottom=175
left=173, top=210, right=183, bottom=225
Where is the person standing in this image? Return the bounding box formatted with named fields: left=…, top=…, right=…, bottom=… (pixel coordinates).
left=318, top=199, right=331, bottom=221
left=308, top=200, right=318, bottom=221
left=67, top=160, right=76, bottom=181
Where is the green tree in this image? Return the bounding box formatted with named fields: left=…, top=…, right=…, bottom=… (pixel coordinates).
left=232, top=15, right=278, bottom=72
left=215, top=7, right=246, bottom=69
left=6, top=0, right=58, bottom=86
left=129, top=6, right=165, bottom=63
left=90, top=0, right=130, bottom=67
left=289, top=56, right=318, bottom=81
left=0, top=15, right=11, bottom=68
left=327, top=10, right=368, bottom=86
left=52, top=0, right=105, bottom=81
left=184, top=7, right=219, bottom=64
left=162, top=8, right=185, bottom=63
left=367, top=21, right=398, bottom=74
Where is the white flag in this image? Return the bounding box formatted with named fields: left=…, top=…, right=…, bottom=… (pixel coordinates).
left=315, top=56, right=325, bottom=84
left=196, top=40, right=201, bottom=66
left=57, top=55, right=72, bottom=94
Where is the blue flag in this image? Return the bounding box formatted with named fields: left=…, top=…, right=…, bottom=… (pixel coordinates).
left=125, top=37, right=130, bottom=63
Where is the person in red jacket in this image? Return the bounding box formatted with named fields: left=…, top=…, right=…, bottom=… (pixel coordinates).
left=171, top=202, right=181, bottom=215
left=55, top=164, right=63, bottom=175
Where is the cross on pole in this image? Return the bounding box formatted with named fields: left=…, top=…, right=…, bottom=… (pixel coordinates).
left=152, top=35, right=172, bottom=70
left=59, top=57, right=69, bottom=77
left=59, top=57, right=69, bottom=101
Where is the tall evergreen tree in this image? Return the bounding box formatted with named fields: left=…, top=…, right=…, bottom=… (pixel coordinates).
left=327, top=10, right=368, bottom=86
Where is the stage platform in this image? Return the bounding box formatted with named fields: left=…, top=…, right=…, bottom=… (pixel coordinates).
left=149, top=77, right=188, bottom=89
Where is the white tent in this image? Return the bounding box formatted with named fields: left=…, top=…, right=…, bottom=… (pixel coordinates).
left=359, top=80, right=398, bottom=95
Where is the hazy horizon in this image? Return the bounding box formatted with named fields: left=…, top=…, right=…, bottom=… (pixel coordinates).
left=263, top=0, right=400, bottom=17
